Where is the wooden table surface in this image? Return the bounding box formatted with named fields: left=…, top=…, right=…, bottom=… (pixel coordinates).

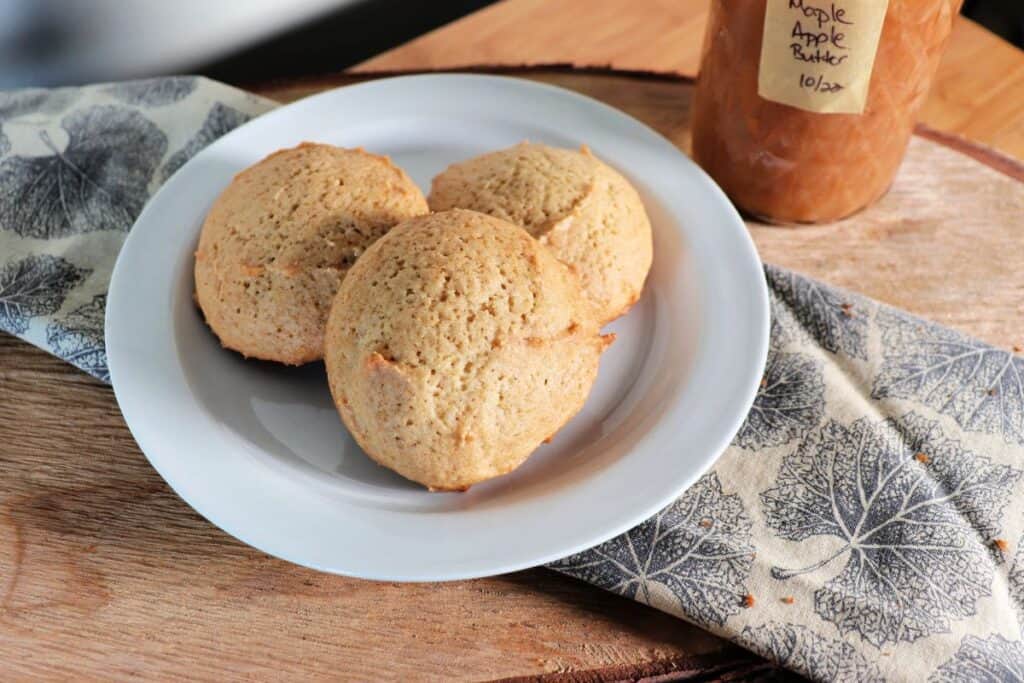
left=3, top=2, right=1024, bottom=681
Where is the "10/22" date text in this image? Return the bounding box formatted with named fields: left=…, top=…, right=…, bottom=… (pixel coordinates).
left=799, top=72, right=844, bottom=94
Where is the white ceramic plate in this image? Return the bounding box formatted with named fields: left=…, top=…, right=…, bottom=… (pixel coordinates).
left=107, top=74, right=768, bottom=581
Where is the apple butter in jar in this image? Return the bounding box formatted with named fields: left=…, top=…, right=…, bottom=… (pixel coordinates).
left=692, top=0, right=962, bottom=224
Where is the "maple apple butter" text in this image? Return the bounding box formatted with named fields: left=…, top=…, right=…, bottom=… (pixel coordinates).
left=786, top=0, right=853, bottom=94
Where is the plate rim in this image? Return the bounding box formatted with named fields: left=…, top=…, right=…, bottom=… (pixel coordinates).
left=106, top=73, right=769, bottom=581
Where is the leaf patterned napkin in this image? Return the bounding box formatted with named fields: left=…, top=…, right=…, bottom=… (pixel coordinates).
left=0, top=78, right=275, bottom=380
left=1, top=78, right=1022, bottom=683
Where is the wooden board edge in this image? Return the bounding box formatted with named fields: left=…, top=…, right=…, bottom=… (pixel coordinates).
left=913, top=123, right=1024, bottom=183
left=346, top=64, right=687, bottom=82
left=246, top=64, right=686, bottom=96
left=489, top=648, right=776, bottom=683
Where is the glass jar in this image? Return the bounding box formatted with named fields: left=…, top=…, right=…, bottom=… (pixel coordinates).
left=692, top=0, right=961, bottom=224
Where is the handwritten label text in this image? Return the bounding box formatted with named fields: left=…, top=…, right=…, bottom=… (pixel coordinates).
left=758, top=0, right=889, bottom=114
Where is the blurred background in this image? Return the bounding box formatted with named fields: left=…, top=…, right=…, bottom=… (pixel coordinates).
left=1, top=0, right=1020, bottom=89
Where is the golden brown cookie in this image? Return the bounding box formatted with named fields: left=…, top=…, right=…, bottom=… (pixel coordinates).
left=324, top=209, right=612, bottom=491
left=428, top=142, right=653, bottom=323
left=194, top=143, right=428, bottom=364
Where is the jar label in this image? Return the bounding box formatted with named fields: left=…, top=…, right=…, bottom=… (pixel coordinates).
left=758, top=0, right=890, bottom=114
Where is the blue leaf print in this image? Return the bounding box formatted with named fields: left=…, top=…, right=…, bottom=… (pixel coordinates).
left=739, top=622, right=883, bottom=682
left=46, top=294, right=108, bottom=382
left=0, top=88, right=79, bottom=160
left=930, top=634, right=1024, bottom=682
left=0, top=105, right=167, bottom=238
left=734, top=349, right=825, bottom=450
left=767, top=284, right=801, bottom=350
left=1011, top=534, right=1024, bottom=634
left=0, top=87, right=78, bottom=121
left=0, top=255, right=89, bottom=335
left=873, top=307, right=1024, bottom=446
left=765, top=264, right=873, bottom=360
left=550, top=473, right=755, bottom=628
left=160, top=102, right=251, bottom=182
left=105, top=76, right=197, bottom=107
left=761, top=412, right=1020, bottom=647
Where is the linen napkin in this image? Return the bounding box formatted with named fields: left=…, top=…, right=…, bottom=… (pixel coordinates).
left=2, top=78, right=1022, bottom=683
left=0, top=78, right=275, bottom=380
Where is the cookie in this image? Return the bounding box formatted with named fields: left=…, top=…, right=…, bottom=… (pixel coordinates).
left=194, top=143, right=428, bottom=364
left=324, top=209, right=612, bottom=491
left=428, top=142, right=653, bottom=323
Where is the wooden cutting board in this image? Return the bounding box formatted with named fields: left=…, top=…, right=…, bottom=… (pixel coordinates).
left=353, top=0, right=1024, bottom=162
left=4, top=70, right=1022, bottom=681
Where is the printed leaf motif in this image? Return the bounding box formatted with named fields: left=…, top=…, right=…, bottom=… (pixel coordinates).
left=0, top=105, right=167, bottom=238
left=873, top=307, right=1024, bottom=446
left=1011, top=534, right=1024, bottom=633
left=768, top=285, right=801, bottom=350
left=765, top=264, right=872, bottom=360
left=550, top=473, right=754, bottom=628
left=0, top=87, right=77, bottom=158
left=160, top=102, right=251, bottom=182
left=46, top=294, right=108, bottom=382
left=739, top=622, right=883, bottom=682
left=0, top=255, right=89, bottom=335
left=105, top=76, right=197, bottom=107
left=734, top=350, right=825, bottom=450
left=761, top=412, right=1020, bottom=647
left=0, top=88, right=78, bottom=120
left=930, top=635, right=1024, bottom=682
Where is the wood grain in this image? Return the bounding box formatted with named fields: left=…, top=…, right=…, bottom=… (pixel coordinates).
left=3, top=70, right=1021, bottom=680
left=353, top=0, right=709, bottom=77
left=353, top=0, right=1024, bottom=161
left=0, top=329, right=723, bottom=680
